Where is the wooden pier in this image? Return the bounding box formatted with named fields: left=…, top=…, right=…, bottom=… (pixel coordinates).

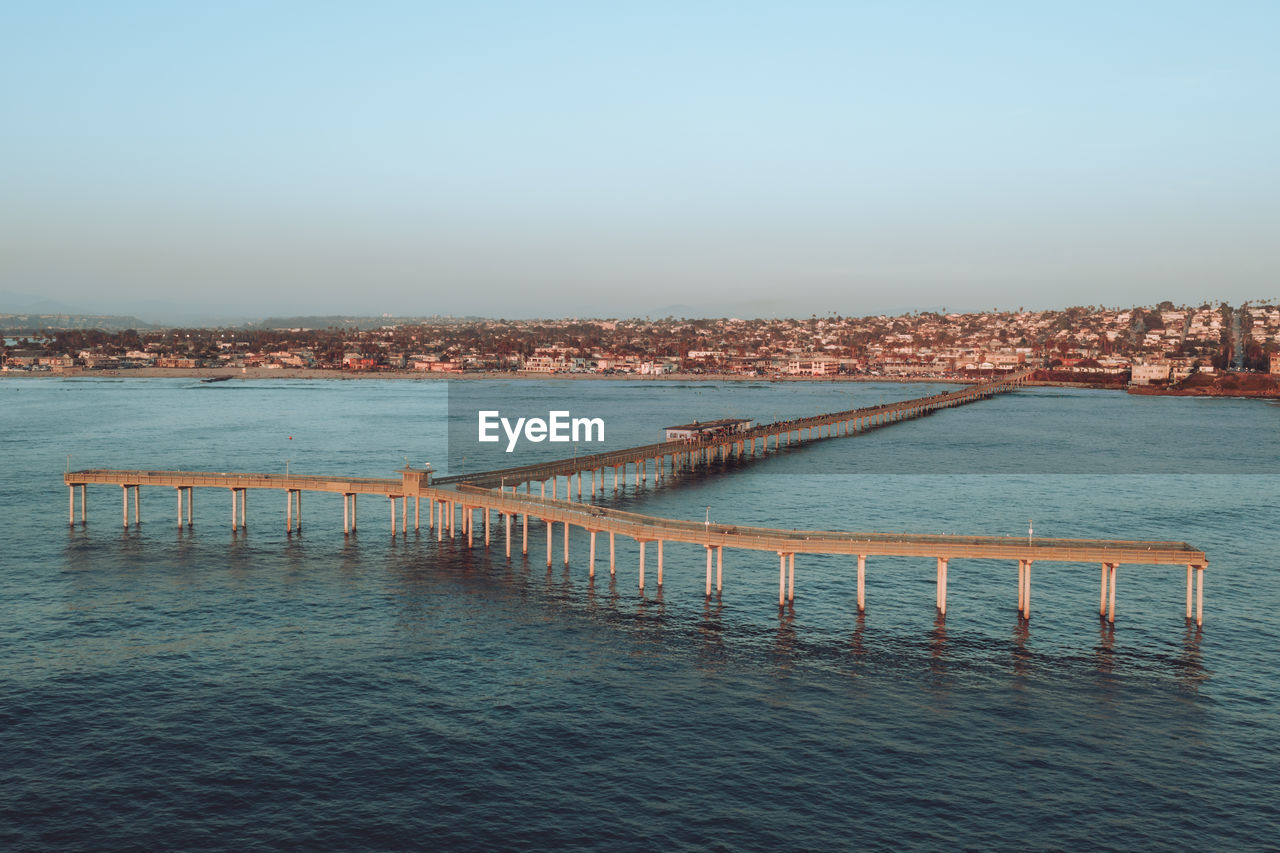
left=62, top=372, right=1208, bottom=626
left=431, top=369, right=1029, bottom=490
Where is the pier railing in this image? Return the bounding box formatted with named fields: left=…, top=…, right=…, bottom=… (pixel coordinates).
left=449, top=484, right=1204, bottom=565
left=66, top=469, right=403, bottom=493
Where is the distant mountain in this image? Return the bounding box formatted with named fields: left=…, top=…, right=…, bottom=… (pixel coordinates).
left=75, top=300, right=250, bottom=327
left=647, top=304, right=703, bottom=319
left=647, top=299, right=828, bottom=320
left=248, top=314, right=487, bottom=330
left=0, top=313, right=158, bottom=332
left=0, top=291, right=78, bottom=314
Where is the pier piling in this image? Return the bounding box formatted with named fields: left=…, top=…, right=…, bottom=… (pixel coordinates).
left=778, top=553, right=787, bottom=606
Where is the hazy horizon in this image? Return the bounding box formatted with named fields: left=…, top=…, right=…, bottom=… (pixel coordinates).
left=4, top=3, right=1278, bottom=319
left=3, top=286, right=1267, bottom=329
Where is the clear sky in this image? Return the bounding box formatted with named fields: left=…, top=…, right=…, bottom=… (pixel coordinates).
left=3, top=1, right=1278, bottom=320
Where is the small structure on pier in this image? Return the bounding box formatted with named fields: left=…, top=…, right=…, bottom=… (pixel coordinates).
left=399, top=464, right=433, bottom=491
left=664, top=418, right=753, bottom=441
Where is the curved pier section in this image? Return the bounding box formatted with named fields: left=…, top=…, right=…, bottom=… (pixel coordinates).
left=62, top=371, right=1208, bottom=627
left=433, top=370, right=1032, bottom=489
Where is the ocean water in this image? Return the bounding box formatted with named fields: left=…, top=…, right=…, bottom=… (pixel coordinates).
left=2, top=377, right=1278, bottom=851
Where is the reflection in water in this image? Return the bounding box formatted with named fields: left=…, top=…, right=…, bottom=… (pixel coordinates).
left=929, top=612, right=948, bottom=679
left=117, top=526, right=145, bottom=567
left=1094, top=617, right=1116, bottom=678
left=387, top=548, right=434, bottom=639
left=62, top=528, right=105, bottom=610
left=1011, top=617, right=1032, bottom=680
left=605, top=572, right=619, bottom=612
left=282, top=536, right=306, bottom=581
left=697, top=595, right=726, bottom=671
left=339, top=536, right=361, bottom=575
left=847, top=612, right=867, bottom=677
left=627, top=587, right=667, bottom=655
left=173, top=527, right=196, bottom=574
left=635, top=585, right=666, bottom=621
left=1176, top=621, right=1208, bottom=690
left=773, top=606, right=797, bottom=671
left=226, top=531, right=253, bottom=581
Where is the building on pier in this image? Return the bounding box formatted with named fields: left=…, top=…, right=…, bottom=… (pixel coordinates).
left=664, top=418, right=754, bottom=441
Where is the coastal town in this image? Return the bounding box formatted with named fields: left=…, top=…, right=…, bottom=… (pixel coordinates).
left=5, top=302, right=1280, bottom=390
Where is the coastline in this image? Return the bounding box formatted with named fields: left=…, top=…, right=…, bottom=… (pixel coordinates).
left=2, top=366, right=1117, bottom=389
left=1126, top=385, right=1280, bottom=399
left=15, top=367, right=1276, bottom=397
left=7, top=366, right=984, bottom=383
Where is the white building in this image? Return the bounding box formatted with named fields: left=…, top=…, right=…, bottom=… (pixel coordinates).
left=1131, top=362, right=1172, bottom=385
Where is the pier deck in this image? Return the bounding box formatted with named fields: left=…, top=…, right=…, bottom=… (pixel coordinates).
left=433, top=370, right=1030, bottom=488
left=62, top=372, right=1208, bottom=626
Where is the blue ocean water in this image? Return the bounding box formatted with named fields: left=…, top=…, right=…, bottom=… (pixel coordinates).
left=2, top=377, right=1278, bottom=850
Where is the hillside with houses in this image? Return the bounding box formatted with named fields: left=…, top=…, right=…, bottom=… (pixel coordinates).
left=5, top=302, right=1280, bottom=386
